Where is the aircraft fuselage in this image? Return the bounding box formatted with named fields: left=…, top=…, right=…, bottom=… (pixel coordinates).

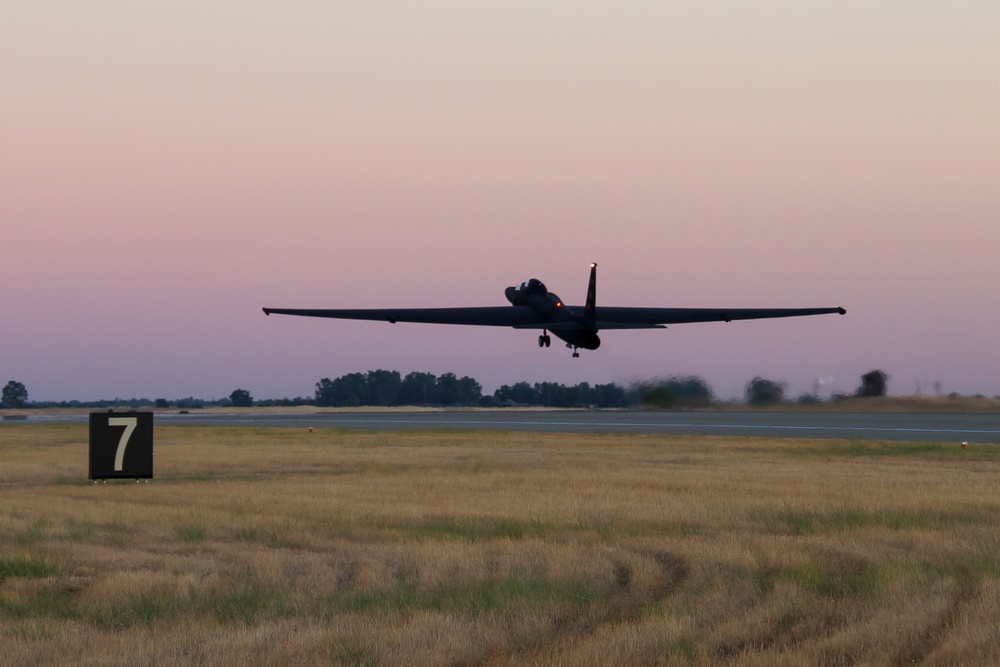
left=504, top=279, right=601, bottom=350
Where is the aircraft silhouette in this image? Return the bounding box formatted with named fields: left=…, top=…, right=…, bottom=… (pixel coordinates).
left=263, top=263, right=845, bottom=357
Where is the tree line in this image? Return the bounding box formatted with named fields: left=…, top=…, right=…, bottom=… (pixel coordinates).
left=312, top=371, right=632, bottom=408
left=2, top=369, right=902, bottom=410
left=309, top=369, right=896, bottom=408
left=249, top=368, right=891, bottom=408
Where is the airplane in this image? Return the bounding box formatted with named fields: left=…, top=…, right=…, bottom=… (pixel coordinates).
left=263, top=263, right=845, bottom=357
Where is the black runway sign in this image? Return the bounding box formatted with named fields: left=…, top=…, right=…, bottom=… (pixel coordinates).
left=89, top=412, right=153, bottom=480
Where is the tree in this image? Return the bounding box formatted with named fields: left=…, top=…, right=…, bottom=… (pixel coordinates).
left=454, top=375, right=483, bottom=406
left=856, top=369, right=888, bottom=398
left=746, top=377, right=785, bottom=406
left=1, top=380, right=28, bottom=408
left=229, top=388, right=253, bottom=407
left=589, top=383, right=628, bottom=408
left=365, top=369, right=401, bottom=406
left=314, top=378, right=335, bottom=407
left=494, top=382, right=537, bottom=405
left=534, top=382, right=568, bottom=407
left=434, top=373, right=471, bottom=405
left=316, top=374, right=363, bottom=407
left=399, top=371, right=437, bottom=405
left=632, top=376, right=713, bottom=408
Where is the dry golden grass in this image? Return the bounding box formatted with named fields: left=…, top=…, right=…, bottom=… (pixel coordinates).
left=3, top=424, right=1000, bottom=665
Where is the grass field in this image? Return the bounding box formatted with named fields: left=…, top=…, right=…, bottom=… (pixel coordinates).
left=3, top=423, right=1000, bottom=665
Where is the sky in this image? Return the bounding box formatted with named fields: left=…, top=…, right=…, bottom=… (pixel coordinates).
left=2, top=2, right=998, bottom=402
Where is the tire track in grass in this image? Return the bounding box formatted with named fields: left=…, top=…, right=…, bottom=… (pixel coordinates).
left=892, top=584, right=974, bottom=667
left=518, top=549, right=690, bottom=662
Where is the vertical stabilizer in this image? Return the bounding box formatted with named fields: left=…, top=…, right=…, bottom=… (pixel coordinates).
left=584, top=263, right=597, bottom=325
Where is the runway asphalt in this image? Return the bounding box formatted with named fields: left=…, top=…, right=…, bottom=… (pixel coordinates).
left=136, top=410, right=1000, bottom=443
left=17, top=410, right=999, bottom=443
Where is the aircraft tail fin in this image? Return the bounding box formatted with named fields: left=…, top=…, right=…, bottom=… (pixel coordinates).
left=584, top=263, right=597, bottom=325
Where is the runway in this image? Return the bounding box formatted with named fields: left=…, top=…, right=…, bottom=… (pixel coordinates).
left=143, top=410, right=1000, bottom=443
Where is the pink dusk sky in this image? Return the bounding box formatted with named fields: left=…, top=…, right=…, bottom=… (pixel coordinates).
left=2, top=3, right=998, bottom=402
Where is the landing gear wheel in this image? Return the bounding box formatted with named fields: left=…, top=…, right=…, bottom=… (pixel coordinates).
left=538, top=332, right=551, bottom=348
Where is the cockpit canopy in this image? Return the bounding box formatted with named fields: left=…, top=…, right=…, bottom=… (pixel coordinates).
left=506, top=278, right=561, bottom=306
left=519, top=278, right=547, bottom=296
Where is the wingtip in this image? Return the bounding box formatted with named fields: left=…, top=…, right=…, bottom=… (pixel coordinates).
left=837, top=307, right=846, bottom=315
left=262, top=308, right=270, bottom=316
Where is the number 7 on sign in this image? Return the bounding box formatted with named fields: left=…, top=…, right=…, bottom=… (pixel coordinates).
left=108, top=417, right=137, bottom=472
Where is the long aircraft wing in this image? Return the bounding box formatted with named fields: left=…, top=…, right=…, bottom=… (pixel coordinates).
left=262, top=305, right=845, bottom=329
left=262, top=306, right=546, bottom=327
left=590, top=306, right=847, bottom=329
